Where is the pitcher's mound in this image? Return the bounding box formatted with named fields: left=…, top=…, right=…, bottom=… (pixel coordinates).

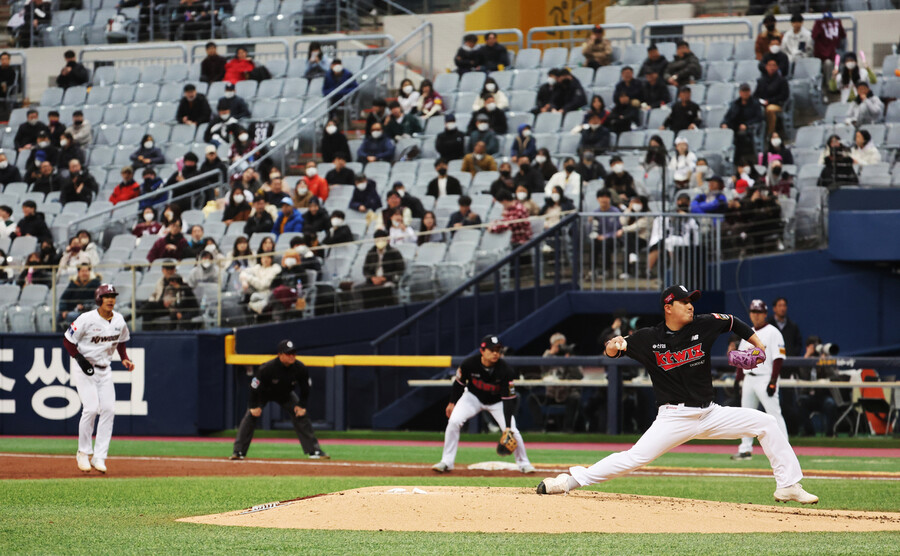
left=179, top=486, right=900, bottom=534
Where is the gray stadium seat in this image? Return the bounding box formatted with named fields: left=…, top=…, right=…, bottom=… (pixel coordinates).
left=40, top=87, right=64, bottom=106
left=734, top=61, right=761, bottom=84
left=705, top=41, right=734, bottom=62
left=593, top=66, right=620, bottom=87
left=540, top=47, right=568, bottom=69
left=62, top=86, right=87, bottom=106
left=734, top=39, right=755, bottom=61
left=514, top=48, right=541, bottom=69
left=86, top=85, right=112, bottom=106
left=534, top=112, right=562, bottom=134
left=133, top=83, right=160, bottom=104
left=432, top=73, right=459, bottom=96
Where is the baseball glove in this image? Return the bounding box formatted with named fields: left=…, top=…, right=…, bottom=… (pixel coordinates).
left=728, top=348, right=766, bottom=370
left=496, top=428, right=517, bottom=456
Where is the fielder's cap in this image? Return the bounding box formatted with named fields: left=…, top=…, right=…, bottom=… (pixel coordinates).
left=661, top=284, right=701, bottom=308
left=749, top=299, right=767, bottom=312
left=280, top=196, right=294, bottom=206
left=480, top=334, right=503, bottom=350
left=277, top=339, right=297, bottom=354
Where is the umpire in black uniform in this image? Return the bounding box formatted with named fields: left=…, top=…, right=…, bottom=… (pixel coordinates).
left=230, top=339, right=329, bottom=460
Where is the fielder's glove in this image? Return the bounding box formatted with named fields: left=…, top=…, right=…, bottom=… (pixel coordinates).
left=728, top=348, right=766, bottom=370
left=496, top=428, right=517, bottom=456
left=74, top=353, right=94, bottom=376
left=766, top=382, right=777, bottom=397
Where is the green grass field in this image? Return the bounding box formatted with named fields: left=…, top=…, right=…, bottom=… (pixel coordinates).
left=2, top=434, right=900, bottom=555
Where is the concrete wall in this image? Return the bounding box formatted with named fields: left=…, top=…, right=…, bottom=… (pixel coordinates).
left=382, top=11, right=466, bottom=81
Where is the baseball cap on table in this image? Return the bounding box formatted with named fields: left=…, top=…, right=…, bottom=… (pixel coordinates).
left=749, top=299, right=767, bottom=312
left=480, top=334, right=503, bottom=351
left=661, top=284, right=701, bottom=308
left=277, top=339, right=297, bottom=354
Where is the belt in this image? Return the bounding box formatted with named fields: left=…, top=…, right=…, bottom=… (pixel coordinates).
left=94, top=365, right=109, bottom=370
left=662, top=401, right=712, bottom=409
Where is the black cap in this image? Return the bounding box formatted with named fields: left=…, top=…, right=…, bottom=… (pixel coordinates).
left=791, top=13, right=804, bottom=22
left=661, top=284, right=701, bottom=308
left=225, top=82, right=235, bottom=91
left=277, top=339, right=297, bottom=354
left=749, top=299, right=767, bottom=312
left=480, top=334, right=503, bottom=351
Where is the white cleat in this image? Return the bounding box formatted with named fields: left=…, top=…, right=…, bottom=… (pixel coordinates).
left=519, top=464, right=536, bottom=474
left=774, top=483, right=818, bottom=504
left=76, top=451, right=91, bottom=472
left=536, top=473, right=572, bottom=495
left=90, top=457, right=107, bottom=474
left=432, top=462, right=450, bottom=473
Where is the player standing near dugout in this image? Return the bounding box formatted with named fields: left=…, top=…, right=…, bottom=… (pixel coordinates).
left=231, top=339, right=329, bottom=460
left=732, top=299, right=788, bottom=460
left=433, top=335, right=535, bottom=474
left=536, top=285, right=817, bottom=504
left=63, top=284, right=134, bottom=474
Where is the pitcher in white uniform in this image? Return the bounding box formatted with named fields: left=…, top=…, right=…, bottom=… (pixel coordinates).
left=63, top=284, right=133, bottom=474
left=732, top=299, right=788, bottom=460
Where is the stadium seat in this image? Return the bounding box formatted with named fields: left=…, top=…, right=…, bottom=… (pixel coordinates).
left=133, top=83, right=160, bottom=104
left=458, top=72, right=486, bottom=93
left=734, top=39, right=756, bottom=61
left=540, top=47, right=568, bottom=69
left=514, top=48, right=541, bottom=69
left=621, top=44, right=647, bottom=66
left=488, top=70, right=513, bottom=91
left=534, top=112, right=562, bottom=133
left=593, top=66, right=620, bottom=87
left=705, top=82, right=735, bottom=106
left=734, top=60, right=761, bottom=84
left=705, top=41, right=734, bottom=62
left=511, top=70, right=540, bottom=91
left=62, top=86, right=87, bottom=106
left=40, top=87, right=64, bottom=106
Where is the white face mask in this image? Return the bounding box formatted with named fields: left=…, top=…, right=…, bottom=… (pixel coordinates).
left=333, top=64, right=343, bottom=73
left=547, top=77, right=556, bottom=86
left=516, top=191, right=528, bottom=201
left=535, top=155, right=546, bottom=164
left=740, top=167, right=750, bottom=175
left=238, top=133, right=250, bottom=142
left=371, top=130, right=383, bottom=139
left=331, top=217, right=344, bottom=227
left=306, top=167, right=318, bottom=177
left=282, top=257, right=297, bottom=268
left=396, top=189, right=405, bottom=197
left=374, top=239, right=389, bottom=250
left=522, top=129, right=532, bottom=137
left=296, top=186, right=308, bottom=196
left=485, top=83, right=497, bottom=92
left=60, top=139, right=69, bottom=148
left=589, top=123, right=600, bottom=130
left=474, top=153, right=484, bottom=161
left=220, top=113, right=231, bottom=121
left=402, top=85, right=413, bottom=95
left=485, top=103, right=497, bottom=112
left=201, top=260, right=212, bottom=269
left=632, top=203, right=643, bottom=211
left=392, top=219, right=402, bottom=228
left=144, top=141, right=154, bottom=149
left=771, top=137, right=782, bottom=147
left=0, top=160, right=8, bottom=169
left=224, top=91, right=235, bottom=98
left=143, top=212, right=154, bottom=222
left=233, top=194, right=245, bottom=204
left=612, top=164, right=624, bottom=174
left=355, top=183, right=366, bottom=191
left=445, top=123, right=457, bottom=131
left=550, top=193, right=561, bottom=203
left=325, top=125, right=337, bottom=135
left=38, top=140, right=50, bottom=148
left=845, top=62, right=856, bottom=70
left=477, top=123, right=489, bottom=132
left=769, top=45, right=781, bottom=54
left=696, top=165, right=709, bottom=176
left=164, top=211, right=174, bottom=220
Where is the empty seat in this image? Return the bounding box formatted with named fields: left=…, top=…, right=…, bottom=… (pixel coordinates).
left=540, top=47, right=568, bottom=69
left=514, top=48, right=541, bottom=69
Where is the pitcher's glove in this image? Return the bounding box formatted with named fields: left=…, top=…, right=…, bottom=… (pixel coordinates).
left=728, top=348, right=766, bottom=370
left=497, top=428, right=517, bottom=456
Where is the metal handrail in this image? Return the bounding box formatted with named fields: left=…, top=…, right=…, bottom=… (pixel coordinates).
left=187, top=38, right=291, bottom=65
left=3, top=50, right=27, bottom=102
left=758, top=13, right=858, bottom=54
left=466, top=28, right=525, bottom=52
left=526, top=23, right=637, bottom=48
left=290, top=33, right=397, bottom=60
left=640, top=18, right=754, bottom=45
left=78, top=43, right=189, bottom=65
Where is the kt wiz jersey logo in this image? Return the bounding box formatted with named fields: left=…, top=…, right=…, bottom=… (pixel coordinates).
left=654, top=344, right=705, bottom=371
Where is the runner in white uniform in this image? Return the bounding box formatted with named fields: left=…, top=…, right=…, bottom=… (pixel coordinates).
left=733, top=299, right=788, bottom=460
left=63, top=284, right=133, bottom=474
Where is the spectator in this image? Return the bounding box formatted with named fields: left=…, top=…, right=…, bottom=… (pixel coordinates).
left=200, top=41, right=227, bottom=83
left=851, top=129, right=881, bottom=166
left=30, top=160, right=62, bottom=193
left=227, top=127, right=255, bottom=165
left=755, top=15, right=783, bottom=61
left=646, top=193, right=698, bottom=277
left=812, top=13, right=845, bottom=89
left=606, top=90, right=641, bottom=134
left=467, top=114, right=500, bottom=155
left=516, top=185, right=540, bottom=216
left=108, top=166, right=140, bottom=204
left=766, top=158, right=794, bottom=197
left=349, top=173, right=381, bottom=214
left=397, top=78, right=421, bottom=114
left=357, top=123, right=395, bottom=162
left=427, top=159, right=462, bottom=198
left=321, top=119, right=351, bottom=162
left=755, top=58, right=791, bottom=137
left=243, top=195, right=275, bottom=236
left=782, top=13, right=813, bottom=62
left=240, top=253, right=281, bottom=316
left=514, top=155, right=544, bottom=193
left=290, top=173, right=315, bottom=208
left=668, top=137, right=697, bottom=176
left=830, top=52, right=877, bottom=103
left=416, top=80, right=444, bottom=119
left=474, top=77, right=509, bottom=113
left=58, top=264, right=101, bottom=328
left=760, top=131, right=794, bottom=166
left=46, top=110, right=65, bottom=146
left=0, top=152, right=22, bottom=186
left=16, top=200, right=52, bottom=244
left=158, top=203, right=182, bottom=232
left=589, top=189, right=622, bottom=277
left=643, top=135, right=668, bottom=173
left=580, top=112, right=611, bottom=154
left=435, top=113, right=466, bottom=161
left=617, top=195, right=652, bottom=279
left=58, top=237, right=94, bottom=274
left=758, top=35, right=790, bottom=78
left=691, top=175, right=728, bottom=214
left=272, top=197, right=304, bottom=237
left=60, top=159, right=98, bottom=205
left=223, top=188, right=251, bottom=224
left=14, top=109, right=50, bottom=152
left=137, top=260, right=180, bottom=324
left=130, top=134, right=165, bottom=168
left=489, top=161, right=516, bottom=200
left=664, top=40, right=702, bottom=87
left=535, top=69, right=559, bottom=114
left=256, top=236, right=276, bottom=255
left=490, top=189, right=532, bottom=246
left=323, top=154, right=353, bottom=186
left=469, top=95, right=508, bottom=135
left=580, top=95, right=609, bottom=127
left=461, top=140, right=498, bottom=176
left=384, top=100, right=423, bottom=139
left=365, top=99, right=389, bottom=135
left=224, top=46, right=255, bottom=85
left=167, top=152, right=203, bottom=211
left=448, top=195, right=482, bottom=229
left=322, top=58, right=358, bottom=102
left=551, top=68, right=587, bottom=113
left=300, top=160, right=329, bottom=202
left=323, top=210, right=354, bottom=245
left=847, top=82, right=884, bottom=127
left=510, top=124, right=537, bottom=160
left=0, top=205, right=14, bottom=239
left=56, top=132, right=84, bottom=173
left=638, top=44, right=668, bottom=78
left=529, top=332, right=584, bottom=432
left=478, top=32, right=510, bottom=72
left=56, top=50, right=89, bottom=89
left=540, top=185, right=575, bottom=227
left=455, top=33, right=483, bottom=74
left=575, top=149, right=607, bottom=184
left=205, top=105, right=241, bottom=145
left=723, top=83, right=764, bottom=164
left=359, top=230, right=405, bottom=309
left=14, top=0, right=51, bottom=47
left=72, top=230, right=100, bottom=267
left=186, top=250, right=218, bottom=290
left=303, top=41, right=329, bottom=79
left=227, top=236, right=253, bottom=272
left=138, top=167, right=165, bottom=210
left=24, top=132, right=58, bottom=179
left=613, top=66, right=643, bottom=106
left=388, top=208, right=417, bottom=246
left=641, top=68, right=671, bottom=109
left=133, top=206, right=162, bottom=238
left=378, top=193, right=411, bottom=232
left=15, top=251, right=51, bottom=287
left=0, top=52, right=16, bottom=104
left=582, top=25, right=613, bottom=69
left=534, top=148, right=558, bottom=181
left=147, top=219, right=189, bottom=261
left=546, top=157, right=582, bottom=198
left=200, top=145, right=228, bottom=186
left=417, top=211, right=447, bottom=245
left=302, top=197, right=330, bottom=235
left=391, top=182, right=426, bottom=219
left=65, top=110, right=92, bottom=148
left=176, top=84, right=212, bottom=126
left=605, top=156, right=638, bottom=208
left=769, top=297, right=803, bottom=359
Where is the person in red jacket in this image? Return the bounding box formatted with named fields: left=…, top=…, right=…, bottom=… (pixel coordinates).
left=146, top=219, right=189, bottom=261
left=300, top=160, right=329, bottom=202
left=224, top=46, right=255, bottom=85
left=812, top=13, right=845, bottom=90
left=108, top=166, right=141, bottom=205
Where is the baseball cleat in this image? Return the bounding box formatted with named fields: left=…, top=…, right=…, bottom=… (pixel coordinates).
left=309, top=450, right=330, bottom=460
left=432, top=462, right=450, bottom=473
left=519, top=464, right=536, bottom=474
left=90, top=457, right=107, bottom=474
left=76, top=451, right=91, bottom=472
left=536, top=473, right=572, bottom=495
left=731, top=452, right=752, bottom=460
left=774, top=483, right=818, bottom=504
left=229, top=452, right=244, bottom=460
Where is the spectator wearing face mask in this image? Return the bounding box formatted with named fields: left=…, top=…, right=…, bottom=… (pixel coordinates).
left=167, top=152, right=203, bottom=211
left=469, top=95, right=507, bottom=135
left=130, top=134, right=165, bottom=168
left=230, top=128, right=257, bottom=163
left=205, top=105, right=241, bottom=146
left=323, top=210, right=354, bottom=245
left=397, top=78, right=421, bottom=115
left=461, top=140, right=497, bottom=176
left=668, top=137, right=697, bottom=176
left=575, top=150, right=607, bottom=184
left=65, top=110, right=92, bottom=148
left=416, top=80, right=444, bottom=119
left=391, top=181, right=426, bottom=219
left=467, top=114, right=500, bottom=154
left=133, top=207, right=162, bottom=238
left=755, top=15, right=782, bottom=60
left=692, top=158, right=712, bottom=190
left=515, top=185, right=540, bottom=216
left=323, top=58, right=358, bottom=102
left=223, top=188, right=252, bottom=224
left=187, top=250, right=218, bottom=289
left=138, top=167, right=165, bottom=210
left=348, top=173, right=381, bottom=214
left=473, top=77, right=509, bottom=111
left=758, top=35, right=789, bottom=77
left=580, top=112, right=611, bottom=154
left=510, top=124, right=537, bottom=160
left=25, top=132, right=58, bottom=177
left=300, top=160, right=329, bottom=202
left=646, top=193, right=699, bottom=277
left=383, top=100, right=423, bottom=140
left=359, top=229, right=406, bottom=308
left=616, top=195, right=652, bottom=278
left=435, top=113, right=466, bottom=161
left=766, top=159, right=793, bottom=197
left=490, top=162, right=517, bottom=200
left=217, top=82, right=251, bottom=120
left=0, top=152, right=22, bottom=186
left=829, top=52, right=876, bottom=104
left=535, top=69, right=560, bottom=114
left=539, top=185, right=576, bottom=227
left=455, top=33, right=484, bottom=74
left=321, top=119, right=350, bottom=162
left=605, top=156, right=637, bottom=208
left=357, top=123, right=395, bottom=162
left=56, top=132, right=84, bottom=173
left=427, top=159, right=462, bottom=198
left=14, top=109, right=50, bottom=152
left=533, top=148, right=558, bottom=181
left=513, top=155, right=544, bottom=194
left=760, top=132, right=793, bottom=166
left=546, top=157, right=582, bottom=198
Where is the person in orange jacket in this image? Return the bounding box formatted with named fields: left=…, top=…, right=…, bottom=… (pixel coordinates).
left=300, top=160, right=329, bottom=202
left=108, top=166, right=141, bottom=205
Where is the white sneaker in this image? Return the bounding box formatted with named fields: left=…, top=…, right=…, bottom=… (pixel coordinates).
left=76, top=451, right=91, bottom=472
left=90, top=457, right=107, bottom=474
left=519, top=463, right=536, bottom=474
left=618, top=272, right=631, bottom=280
left=628, top=253, right=638, bottom=264
left=432, top=462, right=450, bottom=473
left=536, top=473, right=572, bottom=495
left=774, top=483, right=818, bottom=504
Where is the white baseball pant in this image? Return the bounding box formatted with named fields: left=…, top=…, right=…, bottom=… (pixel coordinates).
left=439, top=390, right=531, bottom=469
left=739, top=373, right=788, bottom=454
left=72, top=366, right=116, bottom=460
left=569, top=403, right=803, bottom=489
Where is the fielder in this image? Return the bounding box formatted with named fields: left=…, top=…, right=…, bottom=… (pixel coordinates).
left=63, top=284, right=134, bottom=474
left=433, top=335, right=535, bottom=474
left=732, top=299, right=788, bottom=460
left=536, top=285, right=817, bottom=504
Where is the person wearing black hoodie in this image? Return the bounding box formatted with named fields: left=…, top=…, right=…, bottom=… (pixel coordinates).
left=435, top=114, right=466, bottom=161
left=321, top=119, right=351, bottom=162
left=168, top=152, right=202, bottom=211
left=551, top=69, right=587, bottom=113
left=244, top=195, right=275, bottom=236
left=302, top=197, right=330, bottom=235
left=455, top=33, right=483, bottom=73
left=323, top=210, right=354, bottom=245
left=0, top=152, right=22, bottom=185
left=55, top=50, right=89, bottom=90
left=755, top=58, right=791, bottom=137
left=59, top=159, right=98, bottom=205
left=16, top=200, right=52, bottom=244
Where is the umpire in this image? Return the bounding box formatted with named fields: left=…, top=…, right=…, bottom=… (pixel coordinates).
left=230, top=339, right=329, bottom=460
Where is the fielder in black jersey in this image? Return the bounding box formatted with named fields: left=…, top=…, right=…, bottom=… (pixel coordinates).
left=432, top=335, right=534, bottom=473
left=536, top=285, right=818, bottom=504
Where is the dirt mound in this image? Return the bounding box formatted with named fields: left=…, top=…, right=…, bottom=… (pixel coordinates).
left=179, top=486, right=900, bottom=534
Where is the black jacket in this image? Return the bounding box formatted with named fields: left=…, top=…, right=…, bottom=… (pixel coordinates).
left=323, top=224, right=354, bottom=245
left=363, top=246, right=405, bottom=284
left=613, top=79, right=643, bottom=104
left=665, top=52, right=702, bottom=86
left=215, top=95, right=251, bottom=120
left=30, top=173, right=63, bottom=194
left=14, top=121, right=51, bottom=150
left=56, top=61, right=89, bottom=89
left=534, top=83, right=554, bottom=112
left=642, top=80, right=672, bottom=109
left=325, top=167, right=356, bottom=186
left=580, top=125, right=611, bottom=154
left=175, top=94, right=212, bottom=124
left=0, top=165, right=22, bottom=186
left=552, top=78, right=587, bottom=112
left=758, top=51, right=790, bottom=79
left=60, top=172, right=99, bottom=205
left=302, top=208, right=330, bottom=235
left=723, top=98, right=763, bottom=130
left=243, top=211, right=274, bottom=235
left=818, top=147, right=858, bottom=189
left=513, top=166, right=544, bottom=193
left=638, top=56, right=669, bottom=79
left=768, top=316, right=803, bottom=357
left=200, top=54, right=227, bottom=83
left=17, top=212, right=52, bottom=244
left=321, top=131, right=351, bottom=162
left=249, top=358, right=310, bottom=407
left=435, top=129, right=466, bottom=161
left=468, top=108, right=507, bottom=135
left=477, top=43, right=510, bottom=72
left=203, top=116, right=241, bottom=144
left=426, top=175, right=462, bottom=198
left=575, top=161, right=607, bottom=183
left=663, top=100, right=702, bottom=133
left=455, top=46, right=483, bottom=73
left=754, top=72, right=790, bottom=106
left=606, top=104, right=641, bottom=134
left=200, top=157, right=229, bottom=184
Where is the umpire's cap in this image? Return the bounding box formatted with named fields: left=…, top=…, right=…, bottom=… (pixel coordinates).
left=661, top=284, right=701, bottom=308
left=480, top=335, right=503, bottom=351
left=94, top=283, right=118, bottom=305
left=277, top=339, right=297, bottom=354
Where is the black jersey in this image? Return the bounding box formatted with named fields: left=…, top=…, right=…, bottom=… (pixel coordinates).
left=452, top=354, right=517, bottom=405
left=249, top=358, right=311, bottom=408
left=620, top=313, right=750, bottom=406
